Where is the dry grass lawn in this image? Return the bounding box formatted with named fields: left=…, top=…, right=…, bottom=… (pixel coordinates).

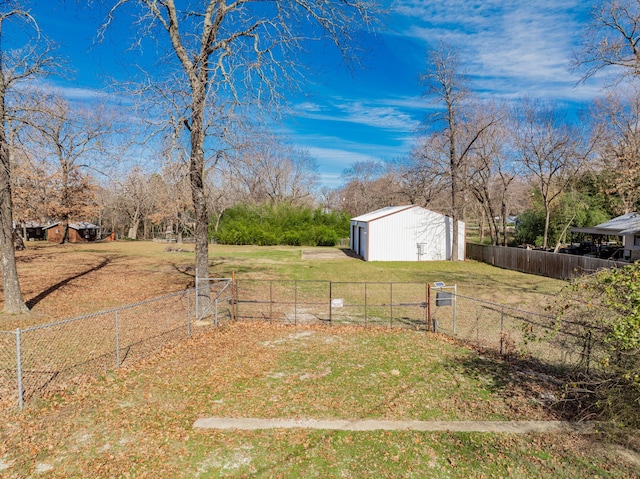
left=1, top=241, right=196, bottom=329
left=0, top=241, right=637, bottom=477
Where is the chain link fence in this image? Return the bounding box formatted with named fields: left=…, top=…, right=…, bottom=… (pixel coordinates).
left=235, top=279, right=603, bottom=373
left=446, top=294, right=603, bottom=372
left=234, top=280, right=431, bottom=329
left=1, top=278, right=603, bottom=410
left=0, top=281, right=232, bottom=409
left=0, top=330, right=17, bottom=409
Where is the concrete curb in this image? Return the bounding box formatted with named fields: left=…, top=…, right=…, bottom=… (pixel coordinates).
left=193, top=417, right=599, bottom=434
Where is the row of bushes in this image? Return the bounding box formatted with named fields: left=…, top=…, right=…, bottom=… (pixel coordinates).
left=212, top=203, right=350, bottom=246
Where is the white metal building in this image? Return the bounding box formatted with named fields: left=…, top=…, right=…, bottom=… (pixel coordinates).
left=350, top=205, right=466, bottom=261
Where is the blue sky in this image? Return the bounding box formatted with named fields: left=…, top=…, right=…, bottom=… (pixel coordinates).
left=24, top=1, right=604, bottom=188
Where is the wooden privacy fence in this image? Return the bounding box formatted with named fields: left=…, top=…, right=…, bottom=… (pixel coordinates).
left=466, top=243, right=629, bottom=280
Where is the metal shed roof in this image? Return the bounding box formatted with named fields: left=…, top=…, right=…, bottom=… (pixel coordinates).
left=350, top=205, right=418, bottom=223
left=571, top=212, right=640, bottom=236
left=44, top=221, right=100, bottom=230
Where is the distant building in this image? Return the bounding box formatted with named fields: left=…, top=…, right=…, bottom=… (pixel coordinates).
left=17, top=221, right=46, bottom=241
left=571, top=212, right=640, bottom=262
left=44, top=222, right=100, bottom=243
left=350, top=205, right=465, bottom=261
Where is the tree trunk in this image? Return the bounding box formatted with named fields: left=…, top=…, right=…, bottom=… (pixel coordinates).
left=543, top=202, right=551, bottom=250
left=60, top=221, right=69, bottom=244
left=501, top=197, right=508, bottom=246
left=0, top=122, right=28, bottom=313
left=450, top=155, right=460, bottom=261
left=487, top=203, right=499, bottom=246
left=190, top=80, right=209, bottom=285
left=14, top=230, right=24, bottom=251
left=128, top=217, right=139, bottom=239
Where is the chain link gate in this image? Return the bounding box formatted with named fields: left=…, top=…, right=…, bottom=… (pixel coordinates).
left=194, top=275, right=234, bottom=325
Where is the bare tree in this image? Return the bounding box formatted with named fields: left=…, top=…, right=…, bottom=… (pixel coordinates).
left=339, top=160, right=403, bottom=217
left=226, top=131, right=318, bottom=206
left=151, top=162, right=195, bottom=243
left=95, top=184, right=124, bottom=238
left=421, top=44, right=498, bottom=260
left=29, top=96, right=114, bottom=242
left=512, top=99, right=598, bottom=250
left=592, top=87, right=640, bottom=214
left=394, top=145, right=448, bottom=209
left=0, top=4, right=57, bottom=313
left=116, top=167, right=154, bottom=239
left=318, top=185, right=343, bottom=212
left=466, top=104, right=515, bottom=246
left=11, top=145, right=49, bottom=227
left=571, top=0, right=640, bottom=217
left=572, top=0, right=640, bottom=83
left=102, top=0, right=379, bottom=283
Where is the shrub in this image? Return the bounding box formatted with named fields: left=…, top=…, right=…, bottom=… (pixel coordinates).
left=554, top=265, right=640, bottom=427
left=313, top=225, right=338, bottom=246
left=212, top=203, right=349, bottom=247
left=282, top=230, right=302, bottom=246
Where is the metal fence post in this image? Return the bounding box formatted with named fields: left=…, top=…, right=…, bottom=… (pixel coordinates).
left=270, top=281, right=273, bottom=322
left=424, top=282, right=428, bottom=331
left=195, top=269, right=199, bottom=322
left=329, top=281, right=333, bottom=325
left=500, top=306, right=505, bottom=355
left=16, top=328, right=23, bottom=410
left=294, top=280, right=298, bottom=326
left=233, top=276, right=238, bottom=321
left=390, top=282, right=393, bottom=328
left=364, top=283, right=368, bottom=327
left=115, top=311, right=120, bottom=368
left=427, top=283, right=431, bottom=331
left=187, top=289, right=191, bottom=337
left=229, top=271, right=236, bottom=322
left=453, top=285, right=457, bottom=335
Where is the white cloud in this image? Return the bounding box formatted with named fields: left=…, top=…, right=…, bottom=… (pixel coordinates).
left=390, top=0, right=599, bottom=101
left=43, top=83, right=112, bottom=102
left=305, top=146, right=384, bottom=169
left=295, top=101, right=324, bottom=113
left=294, top=98, right=421, bottom=131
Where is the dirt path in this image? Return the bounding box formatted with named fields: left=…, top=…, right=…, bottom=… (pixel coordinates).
left=194, top=417, right=598, bottom=434
left=301, top=248, right=359, bottom=260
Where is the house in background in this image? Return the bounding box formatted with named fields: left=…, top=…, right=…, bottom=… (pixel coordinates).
left=350, top=205, right=466, bottom=261
left=570, top=212, right=640, bottom=261
left=17, top=221, right=46, bottom=241
left=45, top=222, right=101, bottom=243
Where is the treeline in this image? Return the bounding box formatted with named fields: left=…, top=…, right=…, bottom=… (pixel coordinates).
left=513, top=175, right=613, bottom=248
left=10, top=0, right=640, bottom=257
left=213, top=204, right=350, bottom=246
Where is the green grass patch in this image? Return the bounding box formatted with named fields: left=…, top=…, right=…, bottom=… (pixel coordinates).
left=206, top=245, right=564, bottom=309
left=2, top=324, right=635, bottom=478
left=202, top=330, right=512, bottom=421
left=184, top=429, right=633, bottom=478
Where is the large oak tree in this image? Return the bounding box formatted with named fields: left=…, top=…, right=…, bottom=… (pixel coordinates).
left=102, top=0, right=379, bottom=284
left=420, top=44, right=498, bottom=260
left=0, top=3, right=56, bottom=313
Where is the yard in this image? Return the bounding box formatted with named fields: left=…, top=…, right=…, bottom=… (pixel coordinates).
left=0, top=241, right=638, bottom=477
